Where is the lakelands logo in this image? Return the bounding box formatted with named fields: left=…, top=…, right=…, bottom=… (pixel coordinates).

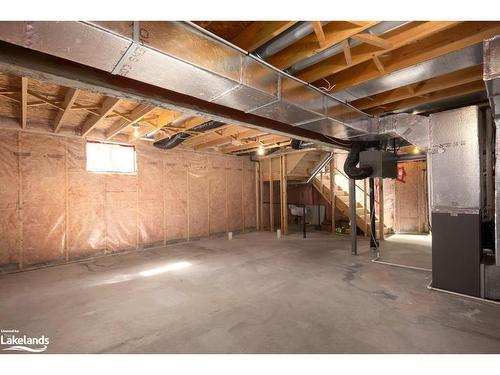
left=1, top=329, right=49, bottom=353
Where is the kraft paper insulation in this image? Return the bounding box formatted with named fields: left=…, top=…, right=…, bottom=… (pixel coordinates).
left=0, top=129, right=258, bottom=270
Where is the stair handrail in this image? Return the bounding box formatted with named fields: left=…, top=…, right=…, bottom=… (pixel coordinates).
left=314, top=165, right=379, bottom=205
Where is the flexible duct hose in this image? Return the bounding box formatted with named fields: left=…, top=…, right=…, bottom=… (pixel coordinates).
left=343, top=142, right=373, bottom=180
left=153, top=120, right=225, bottom=150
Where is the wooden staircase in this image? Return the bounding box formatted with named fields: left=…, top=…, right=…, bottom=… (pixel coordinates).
left=311, top=163, right=391, bottom=236
left=259, top=149, right=391, bottom=236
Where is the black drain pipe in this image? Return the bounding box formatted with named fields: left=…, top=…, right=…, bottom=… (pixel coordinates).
left=153, top=120, right=226, bottom=150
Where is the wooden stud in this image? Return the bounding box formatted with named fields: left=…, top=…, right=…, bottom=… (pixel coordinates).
left=64, top=142, right=69, bottom=261
left=20, top=76, right=28, bottom=128
left=329, top=156, right=335, bottom=233
left=259, top=160, right=264, bottom=230
left=279, top=155, right=288, bottom=235
left=364, top=179, right=368, bottom=237
left=269, top=158, right=274, bottom=232
left=17, top=132, right=24, bottom=268
left=312, top=21, right=326, bottom=47
left=54, top=88, right=79, bottom=133
left=81, top=97, right=120, bottom=137
left=255, top=162, right=260, bottom=231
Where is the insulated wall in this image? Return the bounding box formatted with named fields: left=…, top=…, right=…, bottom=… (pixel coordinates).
left=0, top=128, right=257, bottom=271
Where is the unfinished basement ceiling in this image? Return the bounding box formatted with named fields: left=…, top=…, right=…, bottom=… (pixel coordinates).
left=0, top=21, right=498, bottom=153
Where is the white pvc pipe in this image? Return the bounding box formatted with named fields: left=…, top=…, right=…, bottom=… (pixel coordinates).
left=426, top=279, right=500, bottom=306
left=371, top=258, right=431, bottom=272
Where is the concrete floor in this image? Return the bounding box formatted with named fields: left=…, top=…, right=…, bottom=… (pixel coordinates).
left=1, top=231, right=500, bottom=353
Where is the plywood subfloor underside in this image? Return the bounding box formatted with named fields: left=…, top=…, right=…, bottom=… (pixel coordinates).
left=1, top=232, right=499, bottom=353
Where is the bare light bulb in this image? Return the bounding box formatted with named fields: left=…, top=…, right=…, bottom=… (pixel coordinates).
left=257, top=144, right=265, bottom=156
left=413, top=146, right=420, bottom=154
left=133, top=125, right=140, bottom=138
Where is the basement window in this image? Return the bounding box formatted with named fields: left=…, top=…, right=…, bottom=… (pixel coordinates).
left=86, top=141, right=136, bottom=174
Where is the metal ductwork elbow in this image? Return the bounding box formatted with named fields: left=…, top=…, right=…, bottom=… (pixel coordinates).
left=343, top=142, right=373, bottom=180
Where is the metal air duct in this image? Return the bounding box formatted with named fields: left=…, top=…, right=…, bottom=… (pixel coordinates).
left=255, top=21, right=328, bottom=59
left=286, top=21, right=408, bottom=75
left=484, top=35, right=500, bottom=266
left=0, top=21, right=370, bottom=144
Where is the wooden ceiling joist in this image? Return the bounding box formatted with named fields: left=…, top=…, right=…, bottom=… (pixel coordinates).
left=53, top=88, right=79, bottom=133
left=231, top=21, right=297, bottom=52
left=20, top=76, right=27, bottom=128
left=80, top=97, right=120, bottom=136
left=105, top=104, right=155, bottom=140
left=221, top=134, right=289, bottom=154
left=365, top=80, right=485, bottom=115
left=194, top=128, right=265, bottom=151
left=267, top=21, right=377, bottom=70
left=315, top=21, right=500, bottom=93
left=298, top=21, right=459, bottom=83
left=352, top=64, right=484, bottom=111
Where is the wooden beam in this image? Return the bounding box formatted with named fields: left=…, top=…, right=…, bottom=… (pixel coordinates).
left=53, top=88, right=79, bottom=133
left=20, top=76, right=28, bottom=128
left=312, top=22, right=326, bottom=47
left=221, top=135, right=289, bottom=154
left=153, top=116, right=208, bottom=141
left=184, top=123, right=234, bottom=145
left=234, top=140, right=290, bottom=155
left=365, top=80, right=485, bottom=115
left=268, top=21, right=377, bottom=70
left=342, top=39, right=352, bottom=65
left=372, top=55, right=385, bottom=74
left=105, top=104, right=155, bottom=140
left=81, top=97, right=120, bottom=136
left=351, top=33, right=393, bottom=50
left=193, top=128, right=264, bottom=151
left=185, top=125, right=238, bottom=148
left=268, top=21, right=377, bottom=69
left=298, top=21, right=460, bottom=83
left=316, top=21, right=500, bottom=93
left=231, top=21, right=297, bottom=52
left=130, top=110, right=183, bottom=141
left=352, top=64, right=483, bottom=112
